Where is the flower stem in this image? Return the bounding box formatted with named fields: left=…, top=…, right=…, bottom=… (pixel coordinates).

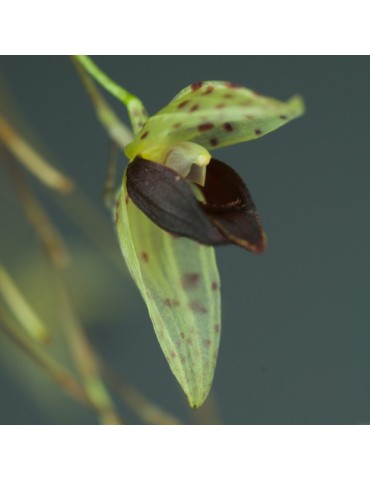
left=2, top=155, right=71, bottom=268
left=74, top=55, right=148, bottom=135
left=72, top=57, right=134, bottom=150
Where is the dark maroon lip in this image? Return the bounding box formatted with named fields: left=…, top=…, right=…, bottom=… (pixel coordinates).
left=126, top=157, right=227, bottom=246
left=198, top=158, right=267, bottom=253
left=126, top=156, right=267, bottom=253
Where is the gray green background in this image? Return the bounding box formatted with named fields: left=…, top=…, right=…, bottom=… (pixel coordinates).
left=0, top=56, right=369, bottom=424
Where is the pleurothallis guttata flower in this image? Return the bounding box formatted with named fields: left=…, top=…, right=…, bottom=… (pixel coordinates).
left=116, top=80, right=305, bottom=408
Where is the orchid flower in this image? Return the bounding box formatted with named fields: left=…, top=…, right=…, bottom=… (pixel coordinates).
left=75, top=58, right=304, bottom=408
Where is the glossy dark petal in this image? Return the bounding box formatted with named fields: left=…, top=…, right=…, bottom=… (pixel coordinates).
left=126, top=157, right=227, bottom=245
left=200, top=158, right=267, bottom=253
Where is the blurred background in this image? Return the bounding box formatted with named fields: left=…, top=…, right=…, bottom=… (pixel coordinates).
left=0, top=56, right=369, bottom=424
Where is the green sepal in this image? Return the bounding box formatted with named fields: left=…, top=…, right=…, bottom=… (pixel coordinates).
left=125, top=80, right=305, bottom=161
left=116, top=170, right=221, bottom=408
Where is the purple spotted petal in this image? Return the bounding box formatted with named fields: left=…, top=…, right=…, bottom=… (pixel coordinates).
left=126, top=157, right=227, bottom=245
left=200, top=158, right=267, bottom=253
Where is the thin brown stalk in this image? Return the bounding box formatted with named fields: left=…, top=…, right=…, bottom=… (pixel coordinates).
left=52, top=187, right=127, bottom=274
left=102, top=142, right=118, bottom=210
left=0, top=116, right=74, bottom=193
left=2, top=147, right=122, bottom=424
left=1, top=156, right=70, bottom=268
left=0, top=263, right=50, bottom=343
left=102, top=361, right=182, bottom=425
left=0, top=305, right=91, bottom=407
left=50, top=269, right=123, bottom=425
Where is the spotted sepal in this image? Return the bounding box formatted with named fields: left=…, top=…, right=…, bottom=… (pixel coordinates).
left=116, top=170, right=221, bottom=408
left=125, top=80, right=305, bottom=161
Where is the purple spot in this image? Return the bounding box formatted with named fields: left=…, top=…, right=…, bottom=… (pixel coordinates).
left=125, top=194, right=129, bottom=205
left=141, top=252, right=149, bottom=263
left=255, top=129, right=262, bottom=135
left=164, top=299, right=180, bottom=308
left=210, top=138, right=219, bottom=147
left=178, top=100, right=189, bottom=109
left=140, top=131, right=149, bottom=139
left=181, top=273, right=200, bottom=290
left=223, top=122, right=233, bottom=132
left=189, top=301, right=207, bottom=314
left=115, top=199, right=120, bottom=223
left=279, top=115, right=288, bottom=120
left=225, top=81, right=241, bottom=89
left=198, top=123, right=214, bottom=132
left=211, top=281, right=219, bottom=291
left=203, top=339, right=211, bottom=348
left=191, top=81, right=203, bottom=91
left=214, top=324, right=220, bottom=333
left=223, top=93, right=234, bottom=99
left=170, top=351, right=176, bottom=358
left=173, top=123, right=182, bottom=129
left=216, top=103, right=226, bottom=109
left=203, top=86, right=214, bottom=95
left=190, top=104, right=200, bottom=112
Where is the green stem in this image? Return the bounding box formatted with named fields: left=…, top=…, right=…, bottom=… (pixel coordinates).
left=74, top=55, right=148, bottom=135
left=0, top=263, right=50, bottom=343
left=75, top=55, right=133, bottom=104
left=72, top=57, right=134, bottom=150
